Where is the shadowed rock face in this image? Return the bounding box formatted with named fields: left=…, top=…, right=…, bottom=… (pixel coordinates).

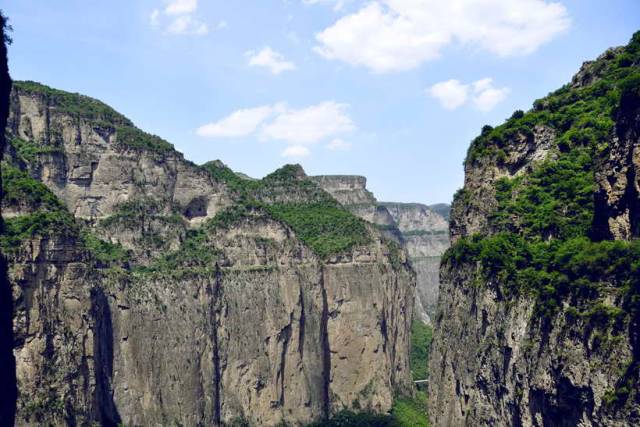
left=3, top=83, right=415, bottom=426
left=311, top=175, right=450, bottom=324
left=0, top=11, right=17, bottom=426
left=430, top=36, right=640, bottom=426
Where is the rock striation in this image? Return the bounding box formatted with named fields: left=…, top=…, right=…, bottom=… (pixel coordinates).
left=2, top=81, right=415, bottom=426
left=430, top=33, right=640, bottom=426
left=311, top=175, right=449, bottom=324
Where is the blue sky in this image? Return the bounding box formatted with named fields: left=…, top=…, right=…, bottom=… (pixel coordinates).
left=3, top=0, right=639, bottom=204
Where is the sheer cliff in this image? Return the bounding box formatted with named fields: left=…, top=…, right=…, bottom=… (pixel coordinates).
left=0, top=11, right=17, bottom=425
left=379, top=203, right=449, bottom=324
left=430, top=33, right=640, bottom=426
left=2, top=81, right=415, bottom=426
left=310, top=176, right=449, bottom=325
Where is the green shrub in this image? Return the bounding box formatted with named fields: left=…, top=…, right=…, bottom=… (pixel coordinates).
left=444, top=234, right=640, bottom=320
left=392, top=392, right=430, bottom=427
left=14, top=80, right=131, bottom=126
left=267, top=202, right=370, bottom=258
left=0, top=163, right=78, bottom=251
left=114, top=126, right=174, bottom=154
left=307, top=410, right=395, bottom=427
left=410, top=320, right=432, bottom=381
left=467, top=33, right=640, bottom=165
left=2, top=163, right=64, bottom=210
left=9, top=136, right=63, bottom=162
left=1, top=211, right=76, bottom=252
left=81, top=231, right=130, bottom=265
left=446, top=33, right=640, bottom=333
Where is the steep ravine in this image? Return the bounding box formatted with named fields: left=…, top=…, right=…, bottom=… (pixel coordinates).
left=2, top=81, right=416, bottom=426
left=430, top=33, right=640, bottom=426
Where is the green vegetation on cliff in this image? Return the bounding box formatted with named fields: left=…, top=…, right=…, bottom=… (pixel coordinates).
left=447, top=33, right=640, bottom=317
left=13, top=80, right=131, bottom=126
left=409, top=320, right=433, bottom=381
left=307, top=392, right=430, bottom=427
left=9, top=136, right=63, bottom=162
left=1, top=162, right=129, bottom=267
left=467, top=32, right=640, bottom=165
left=2, top=163, right=64, bottom=210
left=0, top=163, right=76, bottom=251
left=267, top=202, right=370, bottom=258
left=13, top=80, right=175, bottom=154
left=203, top=163, right=372, bottom=259
left=445, top=32, right=640, bottom=408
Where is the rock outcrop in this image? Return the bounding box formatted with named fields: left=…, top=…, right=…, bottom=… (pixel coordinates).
left=311, top=175, right=449, bottom=324
left=430, top=33, right=640, bottom=426
left=2, top=81, right=415, bottom=426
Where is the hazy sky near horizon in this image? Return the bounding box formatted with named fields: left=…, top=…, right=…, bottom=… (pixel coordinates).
left=3, top=0, right=640, bottom=204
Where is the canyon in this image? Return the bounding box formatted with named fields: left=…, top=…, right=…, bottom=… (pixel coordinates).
left=1, top=8, right=640, bottom=426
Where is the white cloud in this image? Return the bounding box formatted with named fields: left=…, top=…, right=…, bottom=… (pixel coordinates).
left=427, top=80, right=469, bottom=111
left=196, top=104, right=285, bottom=138
left=149, top=0, right=208, bottom=36
left=261, top=101, right=355, bottom=145
left=428, top=77, right=509, bottom=112
left=282, top=145, right=311, bottom=158
left=303, top=0, right=348, bottom=11
left=197, top=102, right=355, bottom=157
left=326, top=138, right=352, bottom=151
left=165, top=0, right=198, bottom=15
left=472, top=78, right=510, bottom=112
left=247, top=47, right=296, bottom=75
left=150, top=9, right=161, bottom=27
left=315, top=0, right=570, bottom=73
left=166, top=15, right=208, bottom=35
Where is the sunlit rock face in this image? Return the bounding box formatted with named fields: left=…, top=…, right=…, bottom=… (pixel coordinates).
left=3, top=82, right=415, bottom=426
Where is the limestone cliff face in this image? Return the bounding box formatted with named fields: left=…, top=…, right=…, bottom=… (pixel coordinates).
left=380, top=203, right=449, bottom=323
left=311, top=176, right=449, bottom=324
left=430, top=35, right=640, bottom=426
left=3, top=82, right=415, bottom=426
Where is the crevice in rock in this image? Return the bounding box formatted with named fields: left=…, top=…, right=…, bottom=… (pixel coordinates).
left=380, top=306, right=388, bottom=355
left=90, top=287, right=121, bottom=426
left=319, top=267, right=331, bottom=419
left=617, top=82, right=640, bottom=238
left=277, top=319, right=292, bottom=407
left=210, top=264, right=223, bottom=426
left=298, top=286, right=305, bottom=359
